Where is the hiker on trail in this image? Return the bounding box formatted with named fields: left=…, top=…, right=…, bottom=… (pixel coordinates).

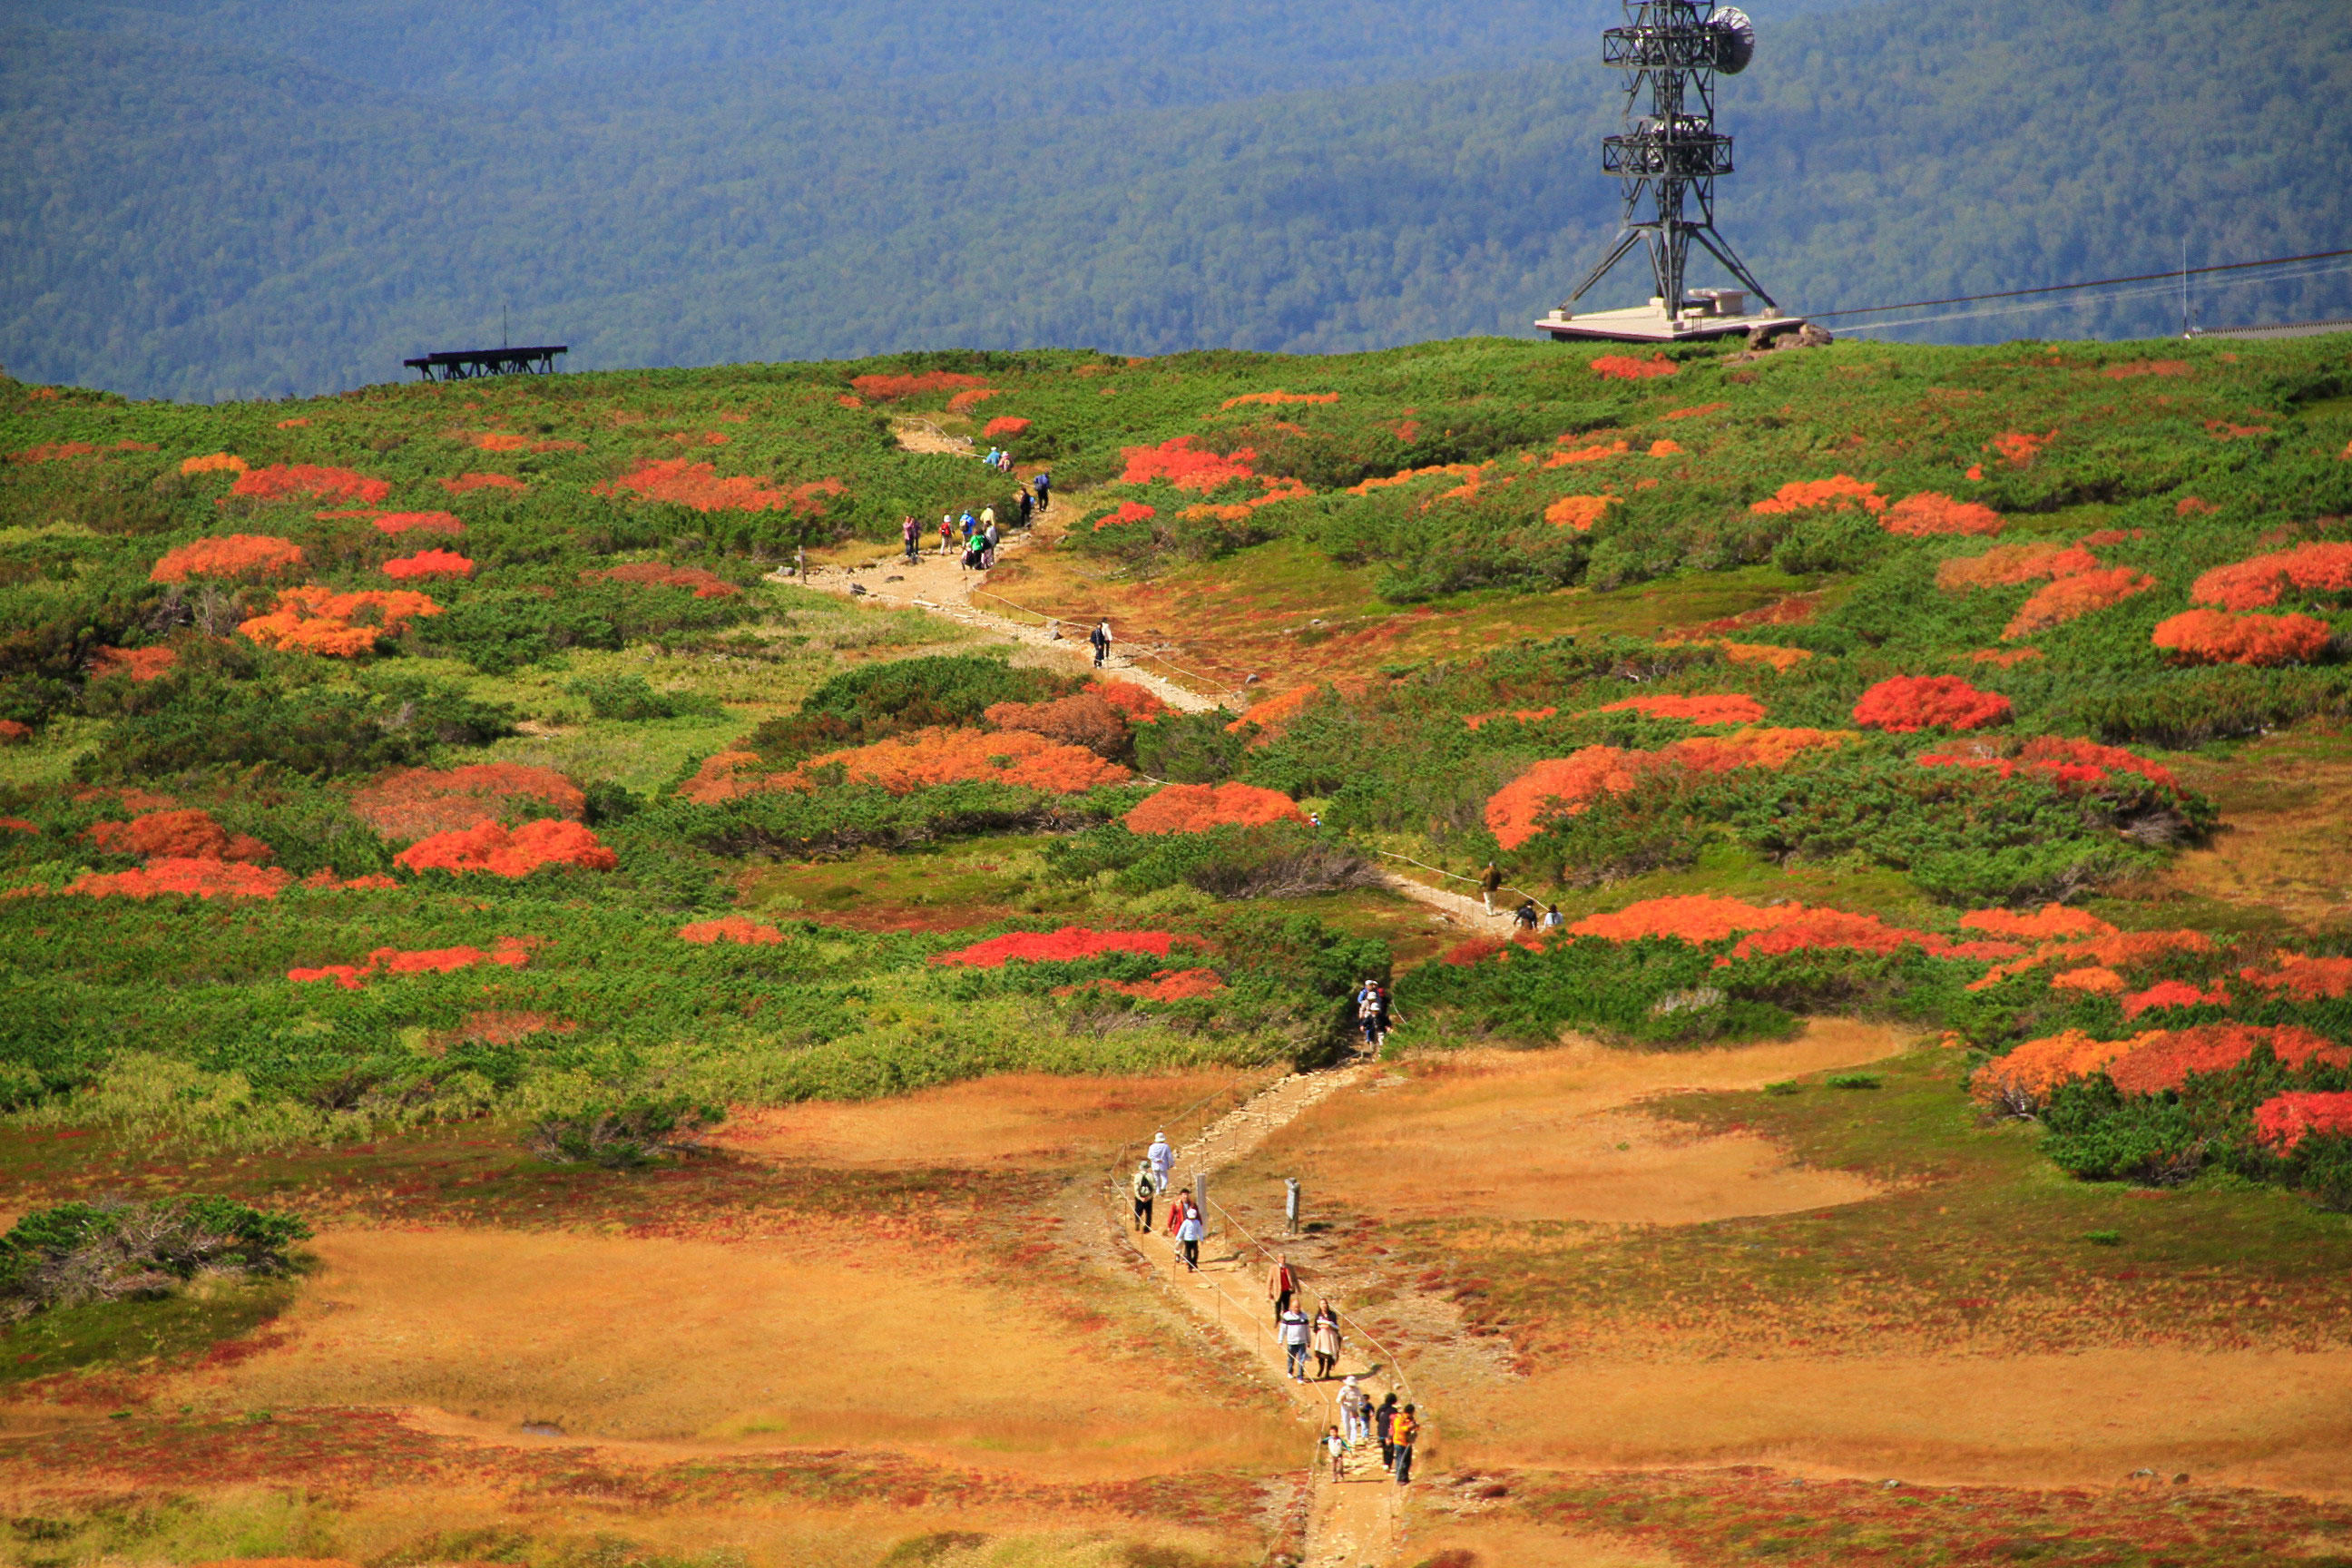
left=1131, top=1160, right=1157, bottom=1232
left=1090, top=620, right=1112, bottom=668
left=1034, top=471, right=1052, bottom=509
left=984, top=446, right=1001, bottom=468
left=939, top=514, right=956, bottom=555
left=1017, top=487, right=1034, bottom=526
left=1479, top=861, right=1504, bottom=915
left=980, top=503, right=996, bottom=538
left=1391, top=1404, right=1419, bottom=1485
left=960, top=509, right=977, bottom=542
left=1279, top=1305, right=1311, bottom=1381
left=1310, top=1301, right=1342, bottom=1380
left=1355, top=981, right=1383, bottom=1050
left=1339, top=1377, right=1370, bottom=1446
left=1268, top=1253, right=1298, bottom=1319
left=982, top=517, right=999, bottom=567
left=1543, top=902, right=1564, bottom=929
left=1324, top=1426, right=1347, bottom=1481
left=1175, top=1193, right=1205, bottom=1271
left=1514, top=898, right=1540, bottom=933
left=900, top=514, right=920, bottom=565
left=962, top=535, right=985, bottom=572
left=1375, top=1393, right=1398, bottom=1466
left=1147, top=1131, right=1173, bottom=1191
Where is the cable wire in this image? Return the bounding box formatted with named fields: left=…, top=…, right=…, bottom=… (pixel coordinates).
left=1814, top=246, right=2352, bottom=322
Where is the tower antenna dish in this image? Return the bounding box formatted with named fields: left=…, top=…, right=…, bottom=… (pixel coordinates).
left=1537, top=2, right=1803, bottom=343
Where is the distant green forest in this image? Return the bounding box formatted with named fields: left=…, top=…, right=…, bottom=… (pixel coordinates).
left=3, top=0, right=2349, bottom=401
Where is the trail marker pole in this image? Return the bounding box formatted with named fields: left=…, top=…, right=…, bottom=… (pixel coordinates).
left=1286, top=1178, right=1301, bottom=1236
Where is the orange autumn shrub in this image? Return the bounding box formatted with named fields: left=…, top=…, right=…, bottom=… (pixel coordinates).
left=1056, top=967, right=1227, bottom=1002
left=238, top=585, right=442, bottom=657
left=1485, top=749, right=1651, bottom=848
left=1749, top=475, right=1885, bottom=516
left=150, top=534, right=304, bottom=583
left=1222, top=391, right=1339, bottom=408
left=1463, top=707, right=1558, bottom=730
left=2108, top=1024, right=2349, bottom=1096
left=983, top=416, right=1032, bottom=438
left=180, top=452, right=249, bottom=476
left=1918, top=736, right=2178, bottom=792
left=1544, top=495, right=1616, bottom=531
left=1971, top=1030, right=2151, bottom=1112
left=1649, top=438, right=1683, bottom=456
left=1596, top=693, right=1766, bottom=726
left=1883, top=493, right=2004, bottom=537
left=1935, top=543, right=2099, bottom=592
left=1226, top=685, right=1322, bottom=740
left=395, top=818, right=617, bottom=877
left=676, top=750, right=770, bottom=805
left=1988, top=430, right=2054, bottom=466
left=1960, top=904, right=2117, bottom=942
left=1543, top=438, right=1631, bottom=469
left=64, top=858, right=292, bottom=901
left=1354, top=463, right=1484, bottom=495
left=89, top=645, right=177, bottom=682
left=1118, top=436, right=1259, bottom=491
left=792, top=727, right=1129, bottom=795
left=1852, top=675, right=2012, bottom=732
left=2238, top=953, right=2352, bottom=1001
left=351, top=763, right=585, bottom=839
left=584, top=562, right=740, bottom=598
left=1660, top=726, right=1849, bottom=771
left=2151, top=608, right=2333, bottom=667
left=2051, top=965, right=2128, bottom=995
left=2190, top=543, right=2352, bottom=611
left=2120, top=979, right=2232, bottom=1019
left=229, top=465, right=391, bottom=504
left=677, top=916, right=784, bottom=946
left=289, top=937, right=533, bottom=989
left=984, top=692, right=1130, bottom=758
left=1095, top=500, right=1156, bottom=530
left=1569, top=895, right=1789, bottom=944
left=1089, top=681, right=1171, bottom=721
left=1969, top=647, right=2043, bottom=668
left=594, top=458, right=792, bottom=514
left=0, top=817, right=33, bottom=833
left=946, top=389, right=998, bottom=415
left=84, top=808, right=272, bottom=864
left=1968, top=926, right=2216, bottom=992
left=2254, top=1092, right=2352, bottom=1154
left=382, top=548, right=475, bottom=581
left=2003, top=566, right=2154, bottom=638
left=850, top=371, right=990, bottom=400
left=1591, top=355, right=1677, bottom=380
left=0, top=720, right=33, bottom=743
left=1124, top=783, right=1304, bottom=835
left=438, top=473, right=525, bottom=495
left=6, top=442, right=100, bottom=463
left=372, top=510, right=466, bottom=535
left=934, top=926, right=1199, bottom=966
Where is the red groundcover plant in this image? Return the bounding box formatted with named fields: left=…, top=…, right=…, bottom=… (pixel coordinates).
left=372, top=510, right=466, bottom=535
left=2119, top=978, right=2233, bottom=1019
left=64, top=859, right=292, bottom=901
left=89, top=645, right=178, bottom=682
left=790, top=727, right=1130, bottom=795
left=2191, top=543, right=2352, bottom=611
left=395, top=819, right=617, bottom=877
left=382, top=548, right=475, bottom=581
left=1056, top=967, right=1226, bottom=1001
left=2107, top=1024, right=2349, bottom=1096
left=1118, top=436, right=1263, bottom=491
left=982, top=416, right=1031, bottom=438
left=2239, top=953, right=2352, bottom=1001
left=2255, top=1092, right=2352, bottom=1154
left=1090, top=681, right=1171, bottom=721
left=850, top=371, right=989, bottom=400
left=1486, top=749, right=1650, bottom=848
left=1882, top=492, right=2004, bottom=537
left=1590, top=354, right=1677, bottom=380
left=1595, top=693, right=1766, bottom=725
left=677, top=916, right=785, bottom=946
left=150, top=534, right=304, bottom=583
left=1917, top=735, right=2178, bottom=792
left=437, top=474, right=524, bottom=496
left=1095, top=500, right=1156, bottom=530
left=1853, top=674, right=2012, bottom=732
left=351, top=763, right=585, bottom=839
left=1563, top=894, right=2014, bottom=963
left=229, top=465, right=391, bottom=505
left=933, top=926, right=1201, bottom=966
left=2003, top=566, right=2155, bottom=639
left=1124, top=782, right=1305, bottom=835
left=289, top=937, right=533, bottom=990
left=2151, top=608, right=2334, bottom=666
left=1749, top=475, right=1885, bottom=516
left=240, top=585, right=442, bottom=657
left=583, top=562, right=740, bottom=598
left=1936, top=543, right=2100, bottom=593
left=84, top=808, right=271, bottom=864
left=1971, top=1030, right=2149, bottom=1112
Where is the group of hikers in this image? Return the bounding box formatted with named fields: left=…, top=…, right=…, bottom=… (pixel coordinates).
left=1352, top=978, right=1396, bottom=1051
left=1477, top=861, right=1565, bottom=931
left=1128, top=1132, right=1422, bottom=1485
left=899, top=470, right=1052, bottom=570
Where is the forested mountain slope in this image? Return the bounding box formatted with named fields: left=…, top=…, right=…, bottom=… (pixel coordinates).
left=3, top=0, right=2347, bottom=400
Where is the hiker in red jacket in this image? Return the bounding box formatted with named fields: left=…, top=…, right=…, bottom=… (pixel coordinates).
left=1268, top=1253, right=1298, bottom=1320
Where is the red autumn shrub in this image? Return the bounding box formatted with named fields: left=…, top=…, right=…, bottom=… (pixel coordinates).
left=64, top=858, right=292, bottom=901
left=850, top=371, right=990, bottom=400
left=2254, top=1092, right=2352, bottom=1153
left=791, top=727, right=1130, bottom=795
left=934, top=926, right=1199, bottom=966
left=1597, top=693, right=1766, bottom=726
left=1124, top=783, right=1304, bottom=835
left=1089, top=681, right=1171, bottom=721
left=1094, top=500, right=1157, bottom=530
left=150, top=534, right=304, bottom=583
left=1971, top=1030, right=2151, bottom=1111
left=1960, top=905, right=2118, bottom=941
left=289, top=937, right=533, bottom=989
left=84, top=808, right=272, bottom=864
left=584, top=562, right=740, bottom=598
left=1543, top=495, right=1616, bottom=531
left=982, top=416, right=1032, bottom=438
left=181, top=453, right=248, bottom=476
left=2003, top=566, right=2155, bottom=639
left=7, top=442, right=102, bottom=463
left=1722, top=907, right=1962, bottom=961
left=2119, top=979, right=2232, bottom=1019
left=382, top=547, right=475, bottom=581
left=1541, top=439, right=1631, bottom=471
left=372, top=510, right=466, bottom=535
left=946, top=390, right=999, bottom=415
left=0, top=720, right=31, bottom=744
left=675, top=750, right=769, bottom=805
left=1882, top=493, right=2004, bottom=537
left=1658, top=727, right=1848, bottom=772
left=351, top=763, right=585, bottom=839
left=593, top=458, right=796, bottom=514
left=677, top=916, right=785, bottom=946
left=2108, top=1024, right=2349, bottom=1096
left=1486, top=749, right=1651, bottom=849
left=1057, top=967, right=1227, bottom=1001
left=2190, top=543, right=2352, bottom=611
left=229, top=465, right=391, bottom=504
left=1969, top=647, right=2043, bottom=668
left=1852, top=675, right=2012, bottom=732
left=984, top=692, right=1130, bottom=758
left=1463, top=707, right=1558, bottom=730
left=1440, top=936, right=1510, bottom=966
left=1118, top=436, right=1261, bottom=492
left=1591, top=354, right=1677, bottom=380
left=394, top=818, right=618, bottom=877
left=239, top=585, right=442, bottom=657
left=438, top=474, right=525, bottom=495
left=1225, top=685, right=1321, bottom=740
left=2238, top=953, right=2352, bottom=1001
left=1918, top=736, right=2179, bottom=792
left=1988, top=430, right=2054, bottom=466
left=2151, top=608, right=2334, bottom=667
left=89, top=645, right=178, bottom=682
left=1749, top=475, right=1885, bottom=516
left=1936, top=543, right=2100, bottom=592
left=2051, top=965, right=2127, bottom=995
left=1222, top=390, right=1340, bottom=407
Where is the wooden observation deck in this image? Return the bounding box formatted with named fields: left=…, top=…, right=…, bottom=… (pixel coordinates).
left=402, top=345, right=568, bottom=382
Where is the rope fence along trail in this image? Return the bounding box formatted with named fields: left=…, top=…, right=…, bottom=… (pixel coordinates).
left=964, top=583, right=1245, bottom=698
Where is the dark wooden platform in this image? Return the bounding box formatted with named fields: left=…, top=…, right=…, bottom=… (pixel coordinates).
left=402, top=345, right=568, bottom=381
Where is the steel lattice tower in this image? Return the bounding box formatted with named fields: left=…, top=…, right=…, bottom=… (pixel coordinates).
left=1541, top=2, right=1790, bottom=340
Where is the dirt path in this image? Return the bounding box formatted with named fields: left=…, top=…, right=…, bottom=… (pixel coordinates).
left=1068, top=1065, right=1409, bottom=1568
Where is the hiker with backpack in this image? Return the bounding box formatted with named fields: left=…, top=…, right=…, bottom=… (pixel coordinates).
left=1090, top=620, right=1112, bottom=668
left=1131, top=1159, right=1156, bottom=1231
left=939, top=514, right=956, bottom=555
left=1374, top=1393, right=1398, bottom=1466
left=1338, top=1377, right=1370, bottom=1446
left=1017, top=486, right=1034, bottom=526
left=1034, top=471, right=1052, bottom=510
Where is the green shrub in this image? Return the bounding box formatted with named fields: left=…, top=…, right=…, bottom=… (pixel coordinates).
left=1045, top=820, right=1381, bottom=899
left=568, top=672, right=722, bottom=721
left=1825, top=1073, right=1882, bottom=1090
left=0, top=1197, right=309, bottom=1321
left=1134, top=709, right=1250, bottom=783
left=747, top=653, right=1079, bottom=762
left=529, top=1097, right=725, bottom=1168
left=76, top=673, right=515, bottom=780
